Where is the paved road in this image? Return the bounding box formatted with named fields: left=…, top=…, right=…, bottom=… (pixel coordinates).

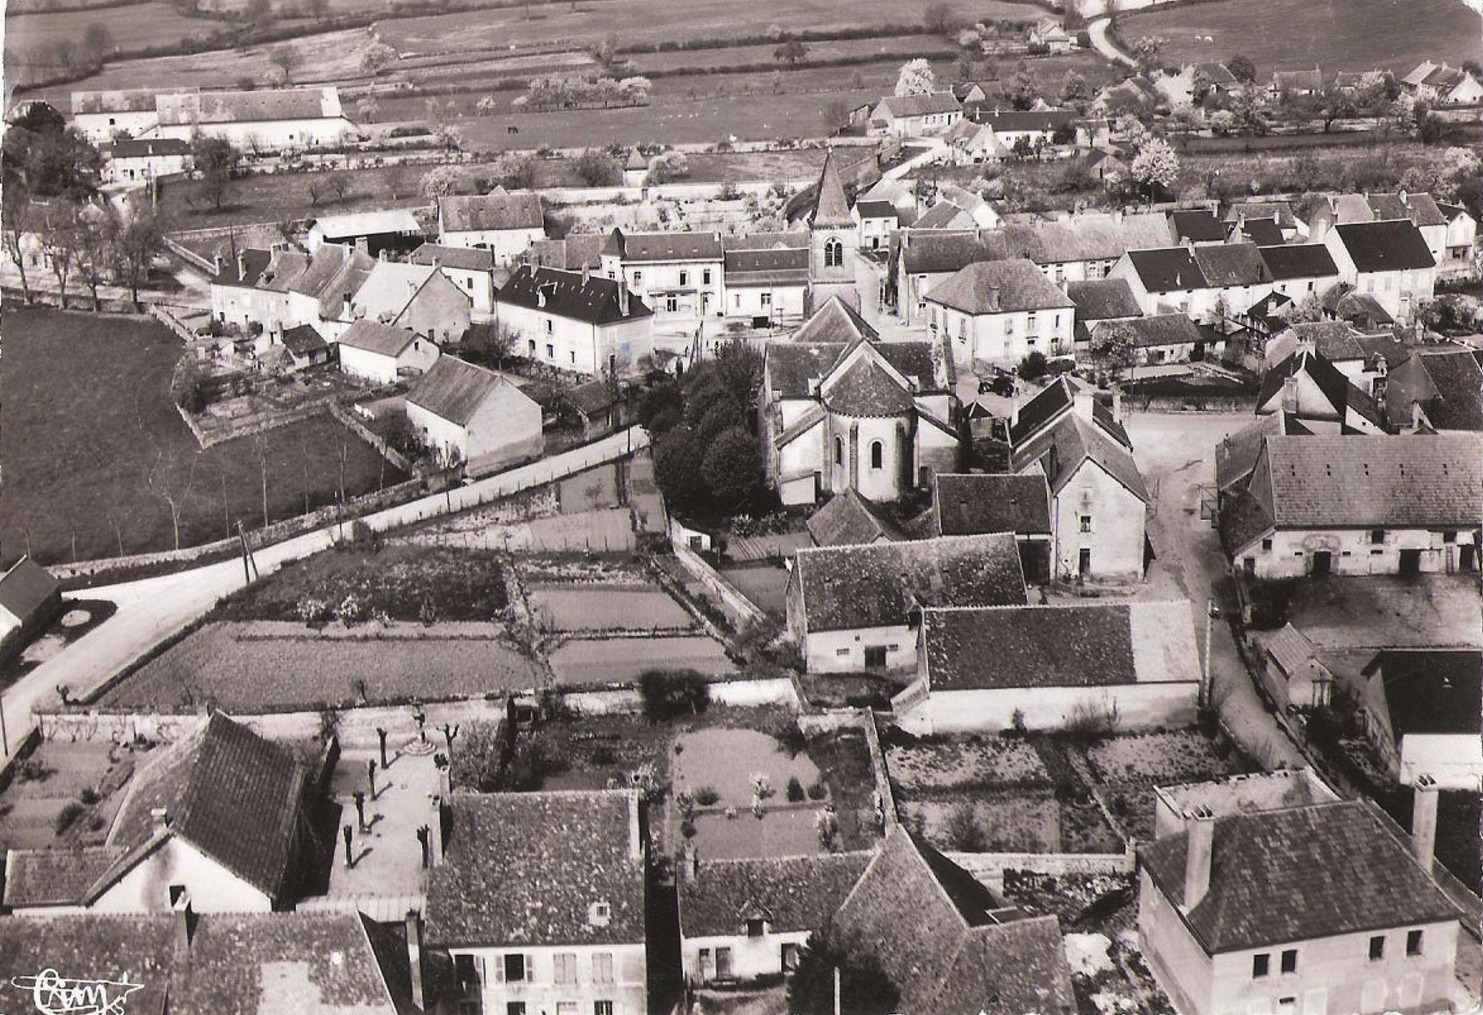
left=1087, top=16, right=1137, bottom=68
left=0, top=428, right=649, bottom=762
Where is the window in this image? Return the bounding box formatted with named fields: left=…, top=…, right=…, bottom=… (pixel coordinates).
left=703, top=269, right=712, bottom=285
left=1079, top=515, right=1092, bottom=533
left=528, top=339, right=536, bottom=353
left=455, top=954, right=482, bottom=988
left=570, top=351, right=576, bottom=364
left=825, top=239, right=843, bottom=268
left=593, top=952, right=614, bottom=984
left=502, top=954, right=529, bottom=982
left=1281, top=949, right=1297, bottom=974
left=666, top=295, right=679, bottom=313
left=782, top=942, right=801, bottom=970
left=595, top=1004, right=614, bottom=1015
left=1027, top=312, right=1037, bottom=333
left=544, top=319, right=553, bottom=334
left=679, top=270, right=689, bottom=287
left=836, top=647, right=850, bottom=657
left=870, top=441, right=883, bottom=469
left=834, top=437, right=843, bottom=465
left=1371, top=528, right=1385, bottom=544
left=1253, top=954, right=1270, bottom=978
left=1262, top=538, right=1274, bottom=551
left=506, top=1004, right=526, bottom=1015
left=760, top=292, right=772, bottom=307
left=554, top=953, right=577, bottom=985
left=631, top=271, right=642, bottom=286
left=589, top=902, right=611, bottom=926
left=1369, top=936, right=1385, bottom=961
left=1406, top=930, right=1424, bottom=956
left=747, top=918, right=768, bottom=937
left=1444, top=531, right=1457, bottom=543
left=546, top=344, right=555, bottom=359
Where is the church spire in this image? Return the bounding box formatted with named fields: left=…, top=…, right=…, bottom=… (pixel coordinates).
left=810, top=148, right=852, bottom=228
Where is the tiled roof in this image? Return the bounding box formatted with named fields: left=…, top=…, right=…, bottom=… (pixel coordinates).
left=3, top=846, right=126, bottom=907
left=926, top=258, right=1074, bottom=315
left=1224, top=200, right=1297, bottom=229
left=281, top=324, right=328, bottom=356
left=1258, top=243, right=1338, bottom=280
left=1066, top=278, right=1142, bottom=320
left=1333, top=291, right=1394, bottom=328
left=723, top=246, right=808, bottom=286
left=350, top=261, right=442, bottom=324
left=110, top=137, right=192, bottom=158
left=439, top=191, right=543, bottom=233
left=289, top=242, right=375, bottom=305
left=765, top=341, right=940, bottom=400
left=1169, top=209, right=1226, bottom=243
left=565, top=378, right=619, bottom=417
left=107, top=713, right=305, bottom=902
left=723, top=231, right=809, bottom=251
left=977, top=109, right=1078, bottom=133
left=72, top=87, right=162, bottom=114
left=806, top=489, right=906, bottom=546
left=1256, top=350, right=1384, bottom=428
left=921, top=601, right=1197, bottom=690
left=793, top=533, right=1026, bottom=632
left=1333, top=221, right=1435, bottom=272
left=1139, top=800, right=1460, bottom=954
left=339, top=320, right=418, bottom=357
left=1367, top=192, right=1447, bottom=229
left=1000, top=212, right=1172, bottom=265
left=679, top=853, right=872, bottom=938
left=1263, top=622, right=1317, bottom=678
left=1280, top=321, right=1367, bottom=361
left=1192, top=243, right=1266, bottom=286
left=213, top=247, right=273, bottom=286
left=312, top=208, right=421, bottom=239
left=900, top=231, right=1008, bottom=274
left=1013, top=412, right=1150, bottom=501
left=811, top=148, right=854, bottom=227
left=791, top=296, right=879, bottom=344
left=1091, top=314, right=1203, bottom=349
left=0, top=556, right=58, bottom=623
left=1125, top=247, right=1209, bottom=292
left=408, top=356, right=530, bottom=427
left=410, top=242, right=494, bottom=272
left=603, top=228, right=724, bottom=262
left=1365, top=649, right=1483, bottom=737
left=1272, top=68, right=1322, bottom=91
left=426, top=791, right=644, bottom=947
left=1214, top=413, right=1289, bottom=492
left=1229, top=217, right=1284, bottom=246
left=156, top=86, right=340, bottom=125
left=1406, top=349, right=1483, bottom=431
left=915, top=201, right=979, bottom=231
left=497, top=265, right=653, bottom=325
left=821, top=354, right=916, bottom=417
left=1009, top=375, right=1075, bottom=447
left=933, top=473, right=1051, bottom=536
left=855, top=199, right=897, bottom=219
left=524, top=235, right=605, bottom=271
left=877, top=93, right=962, bottom=118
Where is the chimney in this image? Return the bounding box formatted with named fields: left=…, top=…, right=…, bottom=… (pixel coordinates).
left=343, top=292, right=353, bottom=320
left=405, top=909, right=425, bottom=1010
left=213, top=254, right=223, bottom=276
left=682, top=842, right=698, bottom=882
left=173, top=892, right=195, bottom=957
left=237, top=252, right=247, bottom=279
left=1072, top=383, right=1096, bottom=421
left=536, top=284, right=547, bottom=309
left=582, top=262, right=590, bottom=286
left=1182, top=806, right=1215, bottom=910
left=427, top=795, right=444, bottom=867
left=151, top=806, right=171, bottom=833
left=1411, top=775, right=1439, bottom=866
left=618, top=276, right=631, bottom=317
left=1280, top=373, right=1299, bottom=415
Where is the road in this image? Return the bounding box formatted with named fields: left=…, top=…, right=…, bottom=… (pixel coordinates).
left=1087, top=16, right=1136, bottom=68
left=0, top=427, right=650, bottom=763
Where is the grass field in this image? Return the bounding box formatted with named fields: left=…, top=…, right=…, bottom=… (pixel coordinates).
left=6, top=2, right=219, bottom=54
left=1118, top=0, right=1482, bottom=74
left=0, top=306, right=401, bottom=566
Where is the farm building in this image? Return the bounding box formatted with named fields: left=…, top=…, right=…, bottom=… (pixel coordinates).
left=1359, top=649, right=1483, bottom=790
left=405, top=356, right=542, bottom=475
left=437, top=189, right=546, bottom=267
left=805, top=487, right=906, bottom=547
left=932, top=473, right=1052, bottom=582
left=70, top=88, right=165, bottom=142
left=103, top=137, right=191, bottom=185
left=338, top=320, right=440, bottom=385
left=1254, top=622, right=1334, bottom=712
left=306, top=208, right=423, bottom=258
left=0, top=556, right=61, bottom=666
left=867, top=93, right=963, bottom=136
left=495, top=265, right=654, bottom=376
left=138, top=87, right=357, bottom=151
left=1381, top=347, right=1483, bottom=432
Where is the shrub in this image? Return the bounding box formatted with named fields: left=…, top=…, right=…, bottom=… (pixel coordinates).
left=806, top=778, right=828, bottom=800
left=1018, top=350, right=1049, bottom=380
left=786, top=775, right=805, bottom=802
left=637, top=669, right=711, bottom=721
left=1066, top=699, right=1120, bottom=742
left=79, top=787, right=100, bottom=805
left=945, top=801, right=987, bottom=851
left=694, top=786, right=720, bottom=806
left=589, top=743, right=617, bottom=766
left=55, top=800, right=86, bottom=835
left=451, top=719, right=505, bottom=792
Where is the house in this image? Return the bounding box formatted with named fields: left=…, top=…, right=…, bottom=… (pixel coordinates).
left=1086, top=146, right=1129, bottom=186
left=760, top=298, right=958, bottom=506
left=495, top=265, right=654, bottom=376
left=1218, top=433, right=1483, bottom=579
left=1359, top=649, right=1483, bottom=790
left=1168, top=208, right=1227, bottom=246
left=409, top=242, right=497, bottom=319
left=564, top=378, right=625, bottom=441
left=3, top=713, right=311, bottom=914
left=1004, top=210, right=1174, bottom=283
left=1435, top=201, right=1477, bottom=274
left=436, top=189, right=545, bottom=266
left=1067, top=277, right=1143, bottom=358
left=805, top=487, right=907, bottom=547
left=893, top=600, right=1200, bottom=732
left=1110, top=246, right=1211, bottom=318
left=141, top=86, right=356, bottom=150
left=70, top=88, right=166, bottom=142
left=406, top=356, right=542, bottom=474
left=348, top=260, right=470, bottom=343
left=307, top=208, right=423, bottom=258
left=0, top=556, right=61, bottom=666
left=1093, top=77, right=1160, bottom=116
left=338, top=320, right=440, bottom=384
left=678, top=851, right=872, bottom=986
left=1255, top=622, right=1334, bottom=711
left=1263, top=321, right=1401, bottom=390
left=103, top=137, right=191, bottom=184
left=950, top=109, right=1082, bottom=161
left=209, top=247, right=288, bottom=334
left=784, top=532, right=1027, bottom=673
left=599, top=227, right=727, bottom=322
left=1223, top=200, right=1302, bottom=241
left=1381, top=347, right=1483, bottom=431
left=1256, top=243, right=1341, bottom=302
left=932, top=472, right=1052, bottom=581
left=1309, top=192, right=1451, bottom=269
left=1137, top=798, right=1461, bottom=1015
left=1088, top=314, right=1212, bottom=367
left=831, top=826, right=1077, bottom=1015
left=868, top=92, right=963, bottom=136
left=1009, top=377, right=1150, bottom=580
left=426, top=791, right=648, bottom=1015
left=1149, top=768, right=1339, bottom=839
left=1269, top=67, right=1322, bottom=97
left=280, top=323, right=332, bottom=370
left=926, top=258, right=1077, bottom=369
left=913, top=198, right=982, bottom=231
left=1321, top=283, right=1396, bottom=333
left=0, top=909, right=422, bottom=1014
left=1028, top=17, right=1074, bottom=53
left=895, top=230, right=1007, bottom=325
left=211, top=242, right=379, bottom=341
left=721, top=243, right=810, bottom=327
left=1225, top=215, right=1284, bottom=247
left=1321, top=220, right=1438, bottom=322
left=937, top=185, right=1003, bottom=229
left=951, top=81, right=988, bottom=103
left=1254, top=349, right=1388, bottom=434
left=853, top=199, right=899, bottom=253
left=1401, top=60, right=1483, bottom=104
left=622, top=148, right=648, bottom=188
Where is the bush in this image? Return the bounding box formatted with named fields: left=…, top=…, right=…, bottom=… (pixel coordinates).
left=589, top=743, right=617, bottom=766
left=786, top=775, right=806, bottom=802
left=694, top=786, right=720, bottom=806
left=1066, top=699, right=1120, bottom=741
left=79, top=787, right=100, bottom=805
left=637, top=668, right=712, bottom=721
left=806, top=778, right=828, bottom=800
left=54, top=800, right=86, bottom=835
left=1018, top=350, right=1049, bottom=380
left=945, top=801, right=987, bottom=851
left=451, top=719, right=505, bottom=792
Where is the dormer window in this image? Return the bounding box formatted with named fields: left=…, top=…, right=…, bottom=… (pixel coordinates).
left=589, top=900, right=612, bottom=927
left=746, top=918, right=768, bottom=938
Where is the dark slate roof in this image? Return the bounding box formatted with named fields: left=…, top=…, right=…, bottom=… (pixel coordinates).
left=1413, top=348, right=1483, bottom=431
left=339, top=320, right=418, bottom=357
left=792, top=533, right=1027, bottom=633
left=877, top=93, right=963, bottom=118
left=439, top=191, right=543, bottom=232
left=791, top=296, right=880, bottom=344
left=214, top=247, right=273, bottom=286
left=1366, top=649, right=1483, bottom=737
left=1333, top=221, right=1436, bottom=272
left=925, top=258, right=1074, bottom=315
left=1169, top=209, right=1226, bottom=243
left=1065, top=278, right=1142, bottom=321
left=977, top=109, right=1078, bottom=133
left=679, top=853, right=872, bottom=938
left=1256, top=350, right=1385, bottom=429
left=1230, top=217, right=1284, bottom=246
left=498, top=265, right=653, bottom=324
left=821, top=354, right=916, bottom=417
left=3, top=846, right=126, bottom=907
left=107, top=713, right=305, bottom=902
left=1192, top=243, right=1267, bottom=287
left=1139, top=801, right=1460, bottom=954
left=922, top=604, right=1145, bottom=689
left=1091, top=314, right=1203, bottom=349
left=835, top=827, right=1075, bottom=1015
left=110, top=137, right=192, bottom=158
left=855, top=199, right=898, bottom=219
left=1008, top=375, right=1075, bottom=447
left=565, top=378, right=619, bottom=417
left=282, top=324, right=329, bottom=356
left=1214, top=413, right=1289, bottom=492
left=603, top=228, right=724, bottom=263
left=1258, top=243, right=1338, bottom=280
left=1013, top=412, right=1150, bottom=501
left=934, top=473, right=1051, bottom=536
left=1125, top=247, right=1208, bottom=291
left=408, top=356, right=527, bottom=427
left=807, top=489, right=906, bottom=546
left=426, top=791, right=645, bottom=947
left=410, top=242, right=494, bottom=272
left=723, top=246, right=809, bottom=286
left=900, top=231, right=1008, bottom=274
left=0, top=556, right=58, bottom=623
left=766, top=341, right=940, bottom=400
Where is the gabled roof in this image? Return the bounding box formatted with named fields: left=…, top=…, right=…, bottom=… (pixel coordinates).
left=602, top=228, right=724, bottom=263
left=72, top=87, right=163, bottom=114
left=933, top=473, right=1051, bottom=536
left=765, top=340, right=942, bottom=400
left=999, top=212, right=1173, bottom=266
left=1091, top=314, right=1203, bottom=350
left=876, top=93, right=962, bottom=118
left=3, top=846, right=127, bottom=908
left=110, top=137, right=192, bottom=158
left=1272, top=68, right=1322, bottom=91
left=1365, top=649, right=1483, bottom=737
left=565, top=377, right=619, bottom=417
left=811, top=148, right=854, bottom=228
left=1333, top=221, right=1435, bottom=272
left=1257, top=243, right=1338, bottom=280
left=1125, top=247, right=1209, bottom=292
left=1192, top=243, right=1266, bottom=286
left=351, top=261, right=442, bottom=323
left=821, top=352, right=916, bottom=417
left=1272, top=320, right=1368, bottom=362
left=807, top=489, right=907, bottom=546
left=1256, top=349, right=1386, bottom=429
left=1008, top=375, right=1076, bottom=447
left=792, top=533, right=1027, bottom=633
left=791, top=295, right=879, bottom=344
left=213, top=247, right=273, bottom=286
left=679, top=852, right=872, bottom=938
left=854, top=199, right=898, bottom=220
left=900, top=231, right=1008, bottom=274
left=925, top=258, right=1074, bottom=315
left=1367, top=192, right=1447, bottom=229
left=106, top=713, right=305, bottom=902
left=722, top=246, right=809, bottom=286
left=1214, top=412, right=1293, bottom=492
left=282, top=324, right=329, bottom=356
left=1389, top=348, right=1483, bottom=432
left=311, top=208, right=421, bottom=239
left=439, top=190, right=543, bottom=233
left=1139, top=800, right=1459, bottom=954
left=1066, top=278, right=1142, bottom=320
left=408, top=356, right=532, bottom=427
left=915, top=201, right=979, bottom=231
left=920, top=601, right=1198, bottom=691
left=1169, top=209, right=1226, bottom=244
left=156, top=86, right=342, bottom=125
left=409, top=242, right=494, bottom=272
left=497, top=265, right=653, bottom=325
left=339, top=320, right=419, bottom=358
left=977, top=109, right=1078, bottom=133
left=524, top=235, right=606, bottom=271
left=1224, top=200, right=1298, bottom=229
left=427, top=791, right=644, bottom=947
left=0, top=556, right=58, bottom=623
left=1013, top=411, right=1150, bottom=501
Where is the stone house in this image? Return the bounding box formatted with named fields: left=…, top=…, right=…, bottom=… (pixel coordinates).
left=495, top=265, right=654, bottom=377
left=406, top=356, right=543, bottom=475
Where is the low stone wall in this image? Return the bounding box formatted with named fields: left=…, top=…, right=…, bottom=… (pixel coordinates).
left=861, top=708, right=899, bottom=831
left=563, top=675, right=798, bottom=715
left=327, top=400, right=413, bottom=474
left=947, top=847, right=1136, bottom=880
left=672, top=540, right=766, bottom=629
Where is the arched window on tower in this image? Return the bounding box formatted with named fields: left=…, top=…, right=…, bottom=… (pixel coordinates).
left=870, top=441, right=883, bottom=469
left=825, top=238, right=843, bottom=268
left=834, top=436, right=843, bottom=466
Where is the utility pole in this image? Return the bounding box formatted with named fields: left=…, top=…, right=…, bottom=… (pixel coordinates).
left=1200, top=597, right=1216, bottom=708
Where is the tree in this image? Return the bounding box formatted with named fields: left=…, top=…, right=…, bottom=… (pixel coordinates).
left=41, top=201, right=80, bottom=309
left=191, top=135, right=240, bottom=210
left=1226, top=54, right=1257, bottom=84
left=787, top=927, right=900, bottom=1015
left=894, top=58, right=935, bottom=97
left=461, top=320, right=521, bottom=368
left=820, top=98, right=851, bottom=132
left=1, top=191, right=40, bottom=304
left=360, top=40, right=396, bottom=77
left=709, top=337, right=764, bottom=410
left=923, top=2, right=955, bottom=35
left=594, top=32, right=618, bottom=68
left=653, top=425, right=706, bottom=509
left=493, top=152, right=536, bottom=189
left=171, top=354, right=208, bottom=414
left=81, top=22, right=114, bottom=65
left=573, top=149, right=620, bottom=186
left=75, top=206, right=113, bottom=311
left=1059, top=69, right=1087, bottom=103
left=1006, top=60, right=1037, bottom=110
left=355, top=95, right=380, bottom=123
left=701, top=426, right=763, bottom=507
left=647, top=151, right=689, bottom=184
left=637, top=669, right=710, bottom=720
left=1131, top=34, right=1164, bottom=70
left=774, top=38, right=808, bottom=66
left=1129, top=134, right=1179, bottom=201
left=420, top=165, right=463, bottom=198
left=1093, top=321, right=1137, bottom=380
left=113, top=205, right=165, bottom=305
left=268, top=45, right=301, bottom=83
left=3, top=104, right=102, bottom=200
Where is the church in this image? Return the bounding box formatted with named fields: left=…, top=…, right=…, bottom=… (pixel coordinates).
left=805, top=148, right=861, bottom=313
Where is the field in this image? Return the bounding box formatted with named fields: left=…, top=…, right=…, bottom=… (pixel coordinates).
left=530, top=586, right=694, bottom=631
left=0, top=306, right=402, bottom=566
left=6, top=2, right=218, bottom=55
left=1118, top=0, right=1482, bottom=74
left=547, top=635, right=735, bottom=683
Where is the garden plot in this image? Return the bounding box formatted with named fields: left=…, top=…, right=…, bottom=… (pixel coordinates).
left=717, top=563, right=789, bottom=617
left=904, top=793, right=1061, bottom=854
left=690, top=809, right=825, bottom=860
left=886, top=736, right=1050, bottom=792
left=530, top=585, right=693, bottom=633
left=548, top=636, right=734, bottom=685
left=1084, top=729, right=1246, bottom=843
left=0, top=739, right=130, bottom=851
left=673, top=728, right=824, bottom=808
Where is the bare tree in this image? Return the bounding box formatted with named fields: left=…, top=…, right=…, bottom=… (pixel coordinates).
left=41, top=202, right=80, bottom=309
left=268, top=45, right=301, bottom=83
left=76, top=206, right=114, bottom=311
left=148, top=450, right=198, bottom=551
left=254, top=433, right=271, bottom=529
left=2, top=194, right=39, bottom=304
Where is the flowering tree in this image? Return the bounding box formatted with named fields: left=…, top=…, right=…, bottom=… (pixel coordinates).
left=894, top=58, right=935, bottom=96
left=1129, top=134, right=1180, bottom=201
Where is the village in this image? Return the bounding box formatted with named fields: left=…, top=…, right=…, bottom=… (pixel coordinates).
left=1, top=0, right=1482, bottom=1011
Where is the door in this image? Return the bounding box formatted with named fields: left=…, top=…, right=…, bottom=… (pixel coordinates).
left=715, top=948, right=733, bottom=979
left=1462, top=545, right=1477, bottom=571
left=1399, top=548, right=1422, bottom=576
left=698, top=949, right=714, bottom=982
left=1311, top=551, right=1331, bottom=578
left=1078, top=548, right=1092, bottom=578
left=864, top=646, right=887, bottom=670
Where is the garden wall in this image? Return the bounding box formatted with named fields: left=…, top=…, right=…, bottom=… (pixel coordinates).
left=946, top=847, right=1136, bottom=880
left=563, top=675, right=798, bottom=715
left=670, top=525, right=766, bottom=628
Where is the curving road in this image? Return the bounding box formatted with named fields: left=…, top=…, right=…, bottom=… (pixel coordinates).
left=1087, top=16, right=1137, bottom=69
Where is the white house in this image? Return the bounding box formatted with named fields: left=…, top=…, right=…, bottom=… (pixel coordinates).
left=426, top=791, right=648, bottom=1015
left=852, top=199, right=899, bottom=253
left=868, top=92, right=963, bottom=136
left=140, top=86, right=356, bottom=151
left=891, top=601, right=1201, bottom=734
left=1321, top=220, right=1437, bottom=323
left=337, top=320, right=440, bottom=384
left=408, top=242, right=497, bottom=319
left=784, top=532, right=1027, bottom=674
left=1308, top=193, right=1450, bottom=272
left=1360, top=649, right=1483, bottom=791
left=925, top=257, right=1077, bottom=369
left=1402, top=60, right=1483, bottom=104
left=599, top=228, right=727, bottom=323
left=70, top=88, right=165, bottom=142
left=103, top=137, right=191, bottom=185
left=721, top=240, right=809, bottom=327
left=436, top=189, right=546, bottom=266
left=347, top=260, right=471, bottom=344
left=1254, top=349, right=1389, bottom=435
left=1436, top=202, right=1478, bottom=275
left=895, top=230, right=1007, bottom=325
left=405, top=356, right=543, bottom=475
left=496, top=265, right=654, bottom=376
left=0, top=556, right=61, bottom=665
